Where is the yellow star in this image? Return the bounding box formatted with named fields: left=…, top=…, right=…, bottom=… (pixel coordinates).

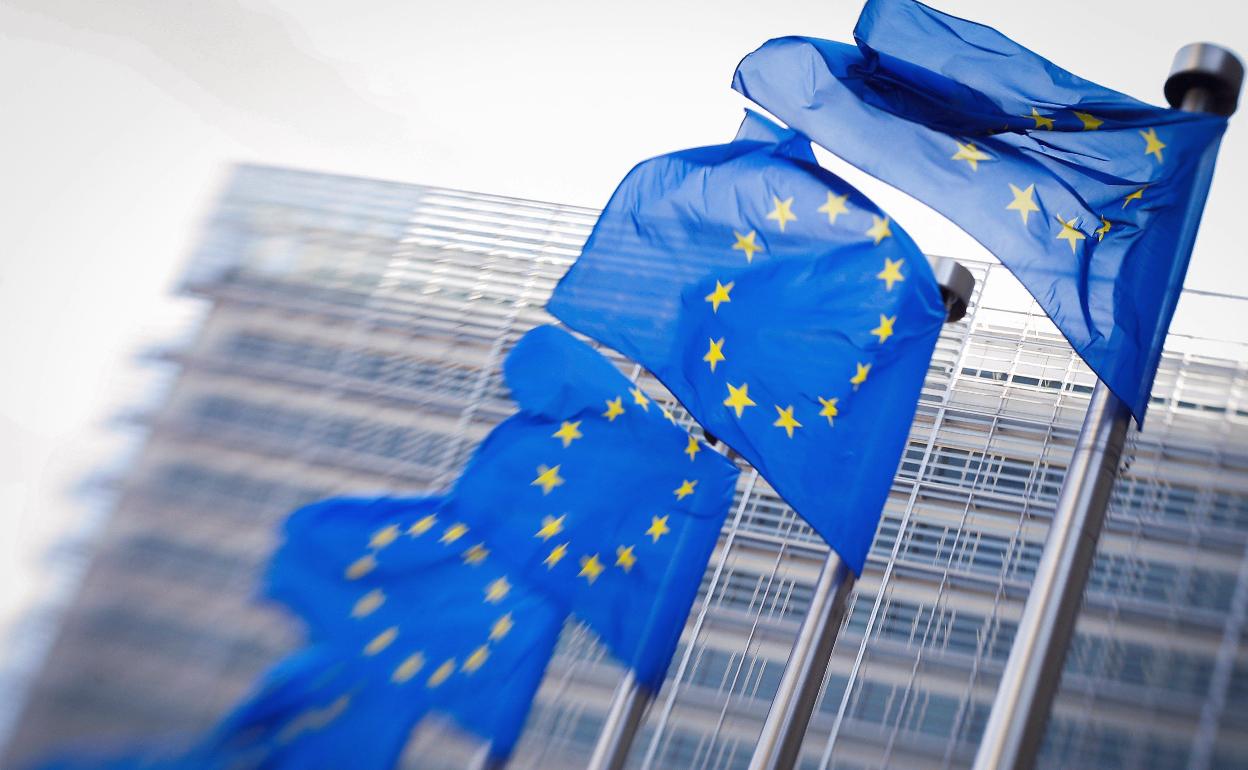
left=345, top=553, right=377, bottom=580
left=579, top=554, right=605, bottom=584
left=484, top=576, right=511, bottom=603
left=870, top=314, right=896, bottom=344
left=818, top=192, right=850, bottom=225
left=952, top=141, right=991, bottom=171
left=684, top=435, right=701, bottom=461
left=772, top=405, right=802, bottom=438
left=369, top=524, right=400, bottom=550
left=603, top=397, right=625, bottom=421
left=818, top=396, right=839, bottom=426
left=866, top=215, right=892, bottom=245
left=705, top=280, right=734, bottom=313
left=877, top=258, right=905, bottom=291
left=1055, top=215, right=1086, bottom=254
left=1122, top=187, right=1145, bottom=208
left=392, top=652, right=425, bottom=684
left=462, top=645, right=490, bottom=674
left=532, top=464, right=564, bottom=495
left=544, top=542, right=569, bottom=568
left=351, top=589, right=385, bottom=618
left=646, top=515, right=671, bottom=543
left=427, top=659, right=455, bottom=688
left=732, top=230, right=764, bottom=263
left=408, top=514, right=437, bottom=537
left=630, top=387, right=650, bottom=411
left=673, top=479, right=697, bottom=500
left=1095, top=217, right=1111, bottom=241
left=489, top=613, right=514, bottom=641
left=661, top=405, right=677, bottom=423
left=1026, top=107, right=1054, bottom=130
left=439, top=523, right=469, bottom=544
left=850, top=362, right=871, bottom=390
left=552, top=420, right=583, bottom=447
left=615, top=545, right=637, bottom=573
left=1006, top=183, right=1040, bottom=225
left=703, top=337, right=726, bottom=372
left=1140, top=127, right=1166, bottom=162
left=1073, top=111, right=1103, bottom=130
left=364, top=626, right=398, bottom=656
left=766, top=195, right=797, bottom=232
left=535, top=514, right=565, bottom=541
left=723, top=382, right=756, bottom=418
left=462, top=543, right=489, bottom=565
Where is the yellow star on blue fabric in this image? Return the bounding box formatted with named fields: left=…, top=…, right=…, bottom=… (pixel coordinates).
left=630, top=387, right=650, bottom=411
left=1140, top=127, right=1166, bottom=162
left=579, top=554, right=605, bottom=584
left=766, top=195, right=797, bottom=231
left=951, top=141, right=991, bottom=171
left=532, top=465, right=564, bottom=495
left=866, top=215, right=892, bottom=245
left=1006, top=183, right=1040, bottom=225
left=1122, top=187, right=1145, bottom=208
left=705, top=280, right=734, bottom=313
left=723, top=382, right=756, bottom=417
left=818, top=396, right=839, bottom=426
left=615, top=545, right=637, bottom=573
left=1026, top=108, right=1054, bottom=130
left=850, top=362, right=871, bottom=389
left=603, top=397, right=625, bottom=421
left=877, top=258, right=904, bottom=291
left=870, top=314, right=896, bottom=344
left=732, top=230, right=763, bottom=262
left=703, top=337, right=725, bottom=372
left=673, top=479, right=697, bottom=500
left=646, top=515, right=670, bottom=542
left=684, top=435, right=701, bottom=461
left=552, top=420, right=583, bottom=447
left=817, top=192, right=850, bottom=225
left=535, top=514, right=565, bottom=541
left=1073, top=111, right=1103, bottom=130
left=1055, top=215, right=1086, bottom=254
left=772, top=405, right=802, bottom=438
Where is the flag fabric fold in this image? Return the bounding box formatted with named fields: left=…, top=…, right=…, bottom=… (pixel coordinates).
left=732, top=0, right=1228, bottom=423
left=548, top=113, right=946, bottom=574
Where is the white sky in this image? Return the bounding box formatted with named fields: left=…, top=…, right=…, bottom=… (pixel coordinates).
left=1, top=0, right=1246, bottom=702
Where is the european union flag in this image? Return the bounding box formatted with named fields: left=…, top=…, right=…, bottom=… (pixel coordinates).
left=255, top=494, right=564, bottom=763
left=445, top=324, right=741, bottom=687
left=732, top=0, right=1228, bottom=424
left=35, top=497, right=563, bottom=770
left=547, top=113, right=946, bottom=574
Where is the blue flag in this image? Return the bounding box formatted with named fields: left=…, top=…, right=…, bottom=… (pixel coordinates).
left=732, top=0, right=1228, bottom=424
left=38, top=497, right=564, bottom=770
left=216, top=494, right=561, bottom=768
left=445, top=325, right=741, bottom=687
left=547, top=113, right=946, bottom=574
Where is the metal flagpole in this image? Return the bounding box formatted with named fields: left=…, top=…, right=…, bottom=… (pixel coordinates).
left=971, top=44, right=1243, bottom=770
left=747, top=257, right=975, bottom=770
left=586, top=670, right=654, bottom=770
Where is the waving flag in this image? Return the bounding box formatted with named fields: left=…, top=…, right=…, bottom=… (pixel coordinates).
left=548, top=113, right=945, bottom=573
left=732, top=0, right=1228, bottom=423
left=446, top=324, right=741, bottom=687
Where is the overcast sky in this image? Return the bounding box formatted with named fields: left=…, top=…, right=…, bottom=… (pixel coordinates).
left=1, top=0, right=1246, bottom=687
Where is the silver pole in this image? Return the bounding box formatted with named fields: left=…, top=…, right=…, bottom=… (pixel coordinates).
left=586, top=671, right=654, bottom=770
left=972, top=43, right=1242, bottom=770
left=747, top=257, right=975, bottom=770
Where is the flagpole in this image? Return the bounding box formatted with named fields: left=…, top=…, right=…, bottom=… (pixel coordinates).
left=972, top=44, right=1242, bottom=770
left=586, top=670, right=653, bottom=770
left=747, top=257, right=975, bottom=770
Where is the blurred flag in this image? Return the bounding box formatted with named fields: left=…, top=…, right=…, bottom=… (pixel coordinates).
left=547, top=113, right=945, bottom=574
left=732, top=0, right=1228, bottom=424
left=41, top=496, right=563, bottom=770
left=445, top=324, right=741, bottom=687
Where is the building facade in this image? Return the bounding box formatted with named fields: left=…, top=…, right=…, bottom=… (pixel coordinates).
left=5, top=165, right=1247, bottom=769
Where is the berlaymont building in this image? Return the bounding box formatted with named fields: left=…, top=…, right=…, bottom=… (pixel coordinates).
left=3, top=165, right=1247, bottom=770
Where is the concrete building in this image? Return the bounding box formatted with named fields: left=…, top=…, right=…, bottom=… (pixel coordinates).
left=4, top=165, right=1246, bottom=769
